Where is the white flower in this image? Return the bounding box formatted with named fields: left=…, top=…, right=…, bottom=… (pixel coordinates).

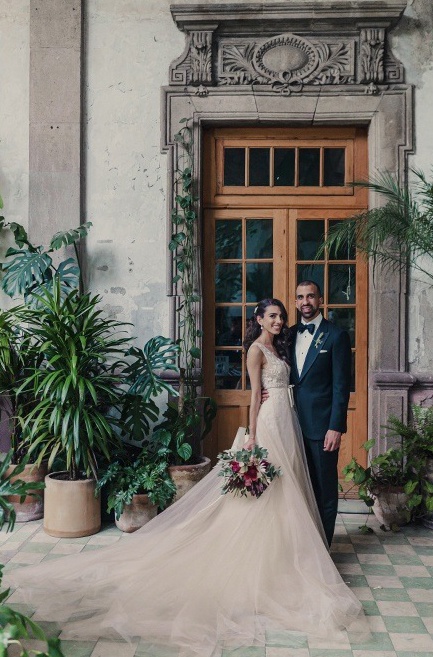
left=314, top=332, right=324, bottom=349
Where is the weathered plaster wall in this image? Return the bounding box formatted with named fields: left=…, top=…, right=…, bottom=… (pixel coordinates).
left=84, top=0, right=183, bottom=342
left=392, top=0, right=433, bottom=381
left=0, top=0, right=30, bottom=312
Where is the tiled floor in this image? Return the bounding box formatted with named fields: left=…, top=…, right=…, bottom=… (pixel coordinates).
left=1, top=506, right=433, bottom=657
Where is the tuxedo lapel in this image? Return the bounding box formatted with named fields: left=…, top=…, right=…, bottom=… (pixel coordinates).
left=298, top=319, right=330, bottom=382
left=290, top=338, right=300, bottom=383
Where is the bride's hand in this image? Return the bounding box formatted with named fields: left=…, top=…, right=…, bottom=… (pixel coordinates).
left=243, top=438, right=256, bottom=451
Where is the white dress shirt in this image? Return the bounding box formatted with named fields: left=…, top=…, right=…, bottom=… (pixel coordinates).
left=296, top=313, right=323, bottom=377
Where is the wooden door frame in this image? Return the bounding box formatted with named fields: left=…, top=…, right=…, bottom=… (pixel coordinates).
left=163, top=3, right=414, bottom=453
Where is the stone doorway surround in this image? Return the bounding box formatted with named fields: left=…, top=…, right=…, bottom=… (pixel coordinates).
left=162, top=1, right=413, bottom=452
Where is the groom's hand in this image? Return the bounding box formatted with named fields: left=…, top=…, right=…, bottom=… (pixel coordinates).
left=323, top=430, right=342, bottom=451
left=260, top=387, right=269, bottom=404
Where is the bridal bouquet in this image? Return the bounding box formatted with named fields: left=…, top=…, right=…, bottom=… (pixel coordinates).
left=217, top=445, right=281, bottom=498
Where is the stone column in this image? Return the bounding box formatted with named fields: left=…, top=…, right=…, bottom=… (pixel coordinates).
left=29, top=0, right=83, bottom=244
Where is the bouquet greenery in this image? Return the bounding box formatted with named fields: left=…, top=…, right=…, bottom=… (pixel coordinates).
left=217, top=445, right=281, bottom=498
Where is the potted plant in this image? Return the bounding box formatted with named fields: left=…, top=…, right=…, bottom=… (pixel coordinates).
left=20, top=281, right=129, bottom=538
left=386, top=405, right=433, bottom=529
left=96, top=443, right=176, bottom=533
left=0, top=307, right=49, bottom=522
left=343, top=408, right=433, bottom=530
left=0, top=443, right=65, bottom=657
left=163, top=119, right=216, bottom=498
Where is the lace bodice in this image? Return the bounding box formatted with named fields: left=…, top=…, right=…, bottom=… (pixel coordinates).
left=250, top=343, right=290, bottom=389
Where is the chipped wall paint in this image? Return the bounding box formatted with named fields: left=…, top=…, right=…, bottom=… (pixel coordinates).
left=0, top=0, right=433, bottom=373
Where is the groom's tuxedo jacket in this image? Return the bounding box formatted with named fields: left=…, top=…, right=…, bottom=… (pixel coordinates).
left=290, top=318, right=352, bottom=441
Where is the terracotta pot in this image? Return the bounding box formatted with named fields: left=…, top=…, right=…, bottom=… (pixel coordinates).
left=422, top=458, right=433, bottom=530
left=6, top=461, right=48, bottom=522
left=372, top=486, right=410, bottom=529
left=115, top=493, right=157, bottom=533
left=43, top=472, right=101, bottom=538
left=168, top=456, right=211, bottom=503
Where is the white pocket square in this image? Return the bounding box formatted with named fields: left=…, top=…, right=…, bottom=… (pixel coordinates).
left=319, top=349, right=328, bottom=353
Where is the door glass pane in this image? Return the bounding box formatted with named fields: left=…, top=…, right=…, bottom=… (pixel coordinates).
left=224, top=148, right=245, bottom=186
left=246, top=219, right=273, bottom=259
left=246, top=263, right=273, bottom=302
left=327, top=308, right=356, bottom=347
left=215, top=264, right=242, bottom=302
left=351, top=351, right=355, bottom=392
left=215, top=350, right=242, bottom=389
left=328, top=220, right=356, bottom=260
left=215, top=307, right=243, bottom=346
left=249, top=148, right=270, bottom=186
left=297, top=220, right=325, bottom=260
left=299, top=148, right=320, bottom=186
left=328, top=264, right=356, bottom=303
left=274, top=148, right=295, bottom=186
left=215, top=220, right=242, bottom=259
left=324, top=148, right=345, bottom=186
left=297, top=264, right=324, bottom=297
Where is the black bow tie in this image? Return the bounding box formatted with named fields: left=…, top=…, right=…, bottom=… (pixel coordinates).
left=298, top=323, right=315, bottom=335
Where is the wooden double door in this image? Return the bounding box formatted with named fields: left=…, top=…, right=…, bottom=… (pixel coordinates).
left=202, top=127, right=369, bottom=485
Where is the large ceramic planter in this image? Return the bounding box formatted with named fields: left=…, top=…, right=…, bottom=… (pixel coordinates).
left=115, top=493, right=157, bottom=533
left=43, top=472, right=101, bottom=538
left=168, top=456, right=211, bottom=503
left=372, top=486, right=410, bottom=529
left=6, top=461, right=48, bottom=522
left=423, top=458, right=433, bottom=530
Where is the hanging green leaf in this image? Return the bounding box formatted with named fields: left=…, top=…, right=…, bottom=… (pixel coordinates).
left=1, top=250, right=53, bottom=298
left=49, top=222, right=93, bottom=250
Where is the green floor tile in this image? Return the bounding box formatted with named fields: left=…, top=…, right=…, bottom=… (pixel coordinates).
left=388, top=553, right=423, bottom=565
left=222, top=648, right=265, bottom=657
left=332, top=535, right=352, bottom=543
left=372, top=588, right=410, bottom=601
left=265, top=630, right=307, bottom=648
left=361, top=600, right=380, bottom=616
left=397, top=653, right=433, bottom=657
left=34, top=621, right=61, bottom=637
left=60, top=640, right=96, bottom=657
left=360, top=564, right=396, bottom=576
left=410, top=546, right=433, bottom=555
left=332, top=552, right=359, bottom=564
left=349, top=631, right=394, bottom=650
left=134, top=642, right=180, bottom=657
left=383, top=616, right=428, bottom=633
left=352, top=544, right=385, bottom=554
left=399, top=576, right=433, bottom=589
left=20, top=542, right=54, bottom=553
left=343, top=575, right=368, bottom=587
left=310, top=651, right=353, bottom=657
left=414, top=602, right=433, bottom=617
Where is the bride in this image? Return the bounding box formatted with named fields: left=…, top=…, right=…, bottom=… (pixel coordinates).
left=7, top=298, right=368, bottom=656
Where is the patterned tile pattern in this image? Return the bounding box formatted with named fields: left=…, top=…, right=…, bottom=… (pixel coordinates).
left=1, top=508, right=433, bottom=657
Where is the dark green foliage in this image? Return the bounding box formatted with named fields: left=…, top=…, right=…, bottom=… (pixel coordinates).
left=319, top=169, right=433, bottom=284
left=19, top=282, right=129, bottom=480
left=96, top=444, right=176, bottom=520
left=0, top=451, right=45, bottom=533
left=343, top=405, right=433, bottom=521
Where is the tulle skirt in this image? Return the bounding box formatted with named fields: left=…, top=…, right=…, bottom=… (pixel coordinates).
left=7, top=388, right=369, bottom=656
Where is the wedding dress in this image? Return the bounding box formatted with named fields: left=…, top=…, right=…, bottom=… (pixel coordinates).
left=7, top=343, right=368, bottom=656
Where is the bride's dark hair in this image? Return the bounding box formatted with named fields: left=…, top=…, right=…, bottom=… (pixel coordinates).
left=243, top=298, right=292, bottom=363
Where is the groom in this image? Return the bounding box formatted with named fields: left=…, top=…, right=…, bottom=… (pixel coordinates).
left=291, top=280, right=352, bottom=546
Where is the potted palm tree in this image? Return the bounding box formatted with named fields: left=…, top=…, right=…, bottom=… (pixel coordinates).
left=20, top=281, right=129, bottom=537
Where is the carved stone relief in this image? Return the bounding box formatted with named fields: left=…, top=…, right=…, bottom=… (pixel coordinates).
left=218, top=35, right=355, bottom=92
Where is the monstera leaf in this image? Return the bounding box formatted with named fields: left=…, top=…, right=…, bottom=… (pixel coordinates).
left=49, top=222, right=93, bottom=250
left=125, top=336, right=180, bottom=401
left=1, top=249, right=53, bottom=298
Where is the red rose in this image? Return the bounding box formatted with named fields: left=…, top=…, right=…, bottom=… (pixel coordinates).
left=230, top=460, right=241, bottom=473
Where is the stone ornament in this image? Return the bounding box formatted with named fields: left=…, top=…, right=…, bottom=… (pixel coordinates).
left=169, top=4, right=405, bottom=94
left=218, top=35, right=355, bottom=92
